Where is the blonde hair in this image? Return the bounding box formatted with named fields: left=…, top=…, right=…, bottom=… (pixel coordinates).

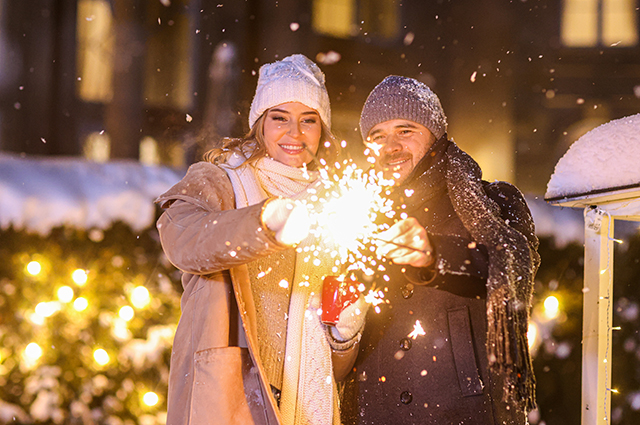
left=203, top=112, right=339, bottom=170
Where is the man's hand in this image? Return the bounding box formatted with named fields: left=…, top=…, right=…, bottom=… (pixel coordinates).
left=375, top=217, right=434, bottom=268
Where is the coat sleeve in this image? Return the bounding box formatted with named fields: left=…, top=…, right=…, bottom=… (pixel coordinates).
left=406, top=181, right=538, bottom=289
left=155, top=162, right=287, bottom=275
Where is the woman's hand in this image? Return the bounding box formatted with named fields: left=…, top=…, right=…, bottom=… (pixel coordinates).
left=262, top=198, right=311, bottom=246
left=375, top=217, right=434, bottom=268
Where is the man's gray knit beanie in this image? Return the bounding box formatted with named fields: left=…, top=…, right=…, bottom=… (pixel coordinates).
left=359, top=75, right=448, bottom=140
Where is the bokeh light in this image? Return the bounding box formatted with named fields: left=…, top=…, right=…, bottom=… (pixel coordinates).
left=24, top=342, right=43, bottom=360
left=93, top=348, right=110, bottom=366
left=35, top=301, right=61, bottom=318
left=26, top=261, right=42, bottom=276
left=57, top=286, right=74, bottom=303
left=72, top=269, right=88, bottom=286
left=142, top=391, right=159, bottom=407
left=118, top=305, right=134, bottom=321
left=73, top=297, right=89, bottom=311
left=131, top=286, right=150, bottom=309
left=544, top=295, right=560, bottom=319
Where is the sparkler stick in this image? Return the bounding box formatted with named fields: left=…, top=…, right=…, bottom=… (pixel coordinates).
left=367, top=235, right=429, bottom=255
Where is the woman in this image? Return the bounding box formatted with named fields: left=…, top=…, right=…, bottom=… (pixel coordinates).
left=156, top=54, right=366, bottom=425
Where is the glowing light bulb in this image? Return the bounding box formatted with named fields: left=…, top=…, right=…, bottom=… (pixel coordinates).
left=143, top=391, right=159, bottom=407
left=119, top=305, right=135, bottom=321
left=26, top=261, right=42, bottom=276
left=131, top=286, right=150, bottom=309
left=57, top=286, right=74, bottom=303
left=93, top=348, right=110, bottom=366
left=73, top=297, right=89, bottom=311
left=24, top=342, right=43, bottom=360
left=544, top=295, right=560, bottom=319
left=72, top=269, right=88, bottom=286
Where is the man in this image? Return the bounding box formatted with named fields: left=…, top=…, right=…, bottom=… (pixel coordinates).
left=341, top=76, right=540, bottom=425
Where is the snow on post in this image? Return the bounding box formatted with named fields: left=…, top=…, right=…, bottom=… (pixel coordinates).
left=545, top=113, right=640, bottom=425
left=545, top=113, right=640, bottom=203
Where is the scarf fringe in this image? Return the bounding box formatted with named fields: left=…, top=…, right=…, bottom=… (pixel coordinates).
left=486, top=285, right=537, bottom=412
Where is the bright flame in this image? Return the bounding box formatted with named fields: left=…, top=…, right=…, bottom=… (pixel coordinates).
left=74, top=297, right=89, bottom=311
left=57, top=286, right=74, bottom=303
left=544, top=295, right=560, bottom=319
left=131, top=286, right=150, bottom=309
left=26, top=261, right=42, bottom=276
left=119, top=305, right=135, bottom=321
left=72, top=269, right=88, bottom=286
left=93, top=348, right=110, bottom=366
left=408, top=320, right=426, bottom=340
left=143, top=391, right=159, bottom=406
left=308, top=163, right=395, bottom=276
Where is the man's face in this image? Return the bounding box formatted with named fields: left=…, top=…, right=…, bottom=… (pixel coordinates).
left=365, top=119, right=437, bottom=185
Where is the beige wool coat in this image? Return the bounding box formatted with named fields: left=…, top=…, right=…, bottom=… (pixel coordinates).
left=156, top=162, right=359, bottom=425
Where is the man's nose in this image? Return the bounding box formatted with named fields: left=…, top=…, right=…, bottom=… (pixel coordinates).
left=382, top=136, right=402, bottom=153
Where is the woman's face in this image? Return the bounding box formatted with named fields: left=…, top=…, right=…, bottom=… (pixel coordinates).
left=263, top=102, right=323, bottom=168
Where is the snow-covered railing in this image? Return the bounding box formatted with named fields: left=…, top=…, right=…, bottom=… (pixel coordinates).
left=0, top=153, right=184, bottom=235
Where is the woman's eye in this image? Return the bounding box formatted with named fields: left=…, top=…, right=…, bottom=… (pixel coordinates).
left=302, top=118, right=317, bottom=124
left=271, top=115, right=286, bottom=122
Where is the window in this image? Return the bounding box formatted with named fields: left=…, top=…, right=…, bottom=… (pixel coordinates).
left=76, top=0, right=114, bottom=102
left=312, top=0, right=356, bottom=38
left=312, top=0, right=399, bottom=40
left=562, top=0, right=638, bottom=47
left=144, top=0, right=193, bottom=110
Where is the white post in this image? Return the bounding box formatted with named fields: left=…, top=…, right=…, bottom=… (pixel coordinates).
left=581, top=207, right=614, bottom=425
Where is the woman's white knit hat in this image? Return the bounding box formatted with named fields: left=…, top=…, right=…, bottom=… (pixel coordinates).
left=249, top=54, right=331, bottom=130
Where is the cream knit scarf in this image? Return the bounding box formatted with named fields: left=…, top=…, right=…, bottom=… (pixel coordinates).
left=221, top=152, right=341, bottom=425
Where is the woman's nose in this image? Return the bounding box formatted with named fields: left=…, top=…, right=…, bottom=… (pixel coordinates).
left=287, top=121, right=301, bottom=137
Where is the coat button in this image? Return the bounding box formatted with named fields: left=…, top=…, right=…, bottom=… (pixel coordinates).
left=399, top=337, right=412, bottom=351
left=400, top=391, right=413, bottom=404
left=401, top=284, right=414, bottom=299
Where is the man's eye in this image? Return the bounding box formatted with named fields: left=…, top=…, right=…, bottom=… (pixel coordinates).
left=372, top=134, right=385, bottom=141
left=398, top=130, right=413, bottom=137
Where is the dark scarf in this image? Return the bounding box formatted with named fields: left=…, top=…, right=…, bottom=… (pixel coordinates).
left=399, top=137, right=539, bottom=411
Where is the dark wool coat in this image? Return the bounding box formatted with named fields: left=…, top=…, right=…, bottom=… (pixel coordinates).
left=341, top=137, right=539, bottom=425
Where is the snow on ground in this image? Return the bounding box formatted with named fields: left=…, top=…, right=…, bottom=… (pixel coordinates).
left=0, top=153, right=184, bottom=235
left=546, top=113, right=640, bottom=200
left=0, top=152, right=584, bottom=246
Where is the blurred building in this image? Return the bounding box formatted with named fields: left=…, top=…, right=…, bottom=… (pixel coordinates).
left=0, top=0, right=639, bottom=194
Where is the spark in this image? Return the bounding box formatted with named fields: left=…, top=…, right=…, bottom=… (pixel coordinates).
left=408, top=320, right=426, bottom=339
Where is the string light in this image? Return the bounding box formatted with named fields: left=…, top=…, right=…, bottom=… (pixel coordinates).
left=24, top=343, right=42, bottom=360
left=57, top=286, right=74, bottom=303
left=142, top=391, right=159, bottom=407
left=73, top=297, right=89, bottom=311
left=26, top=261, right=42, bottom=276
left=35, top=301, right=61, bottom=318
left=543, top=295, right=560, bottom=319
left=71, top=269, right=88, bottom=286
left=131, top=286, right=150, bottom=309
left=118, top=305, right=135, bottom=321
left=93, top=348, right=110, bottom=366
